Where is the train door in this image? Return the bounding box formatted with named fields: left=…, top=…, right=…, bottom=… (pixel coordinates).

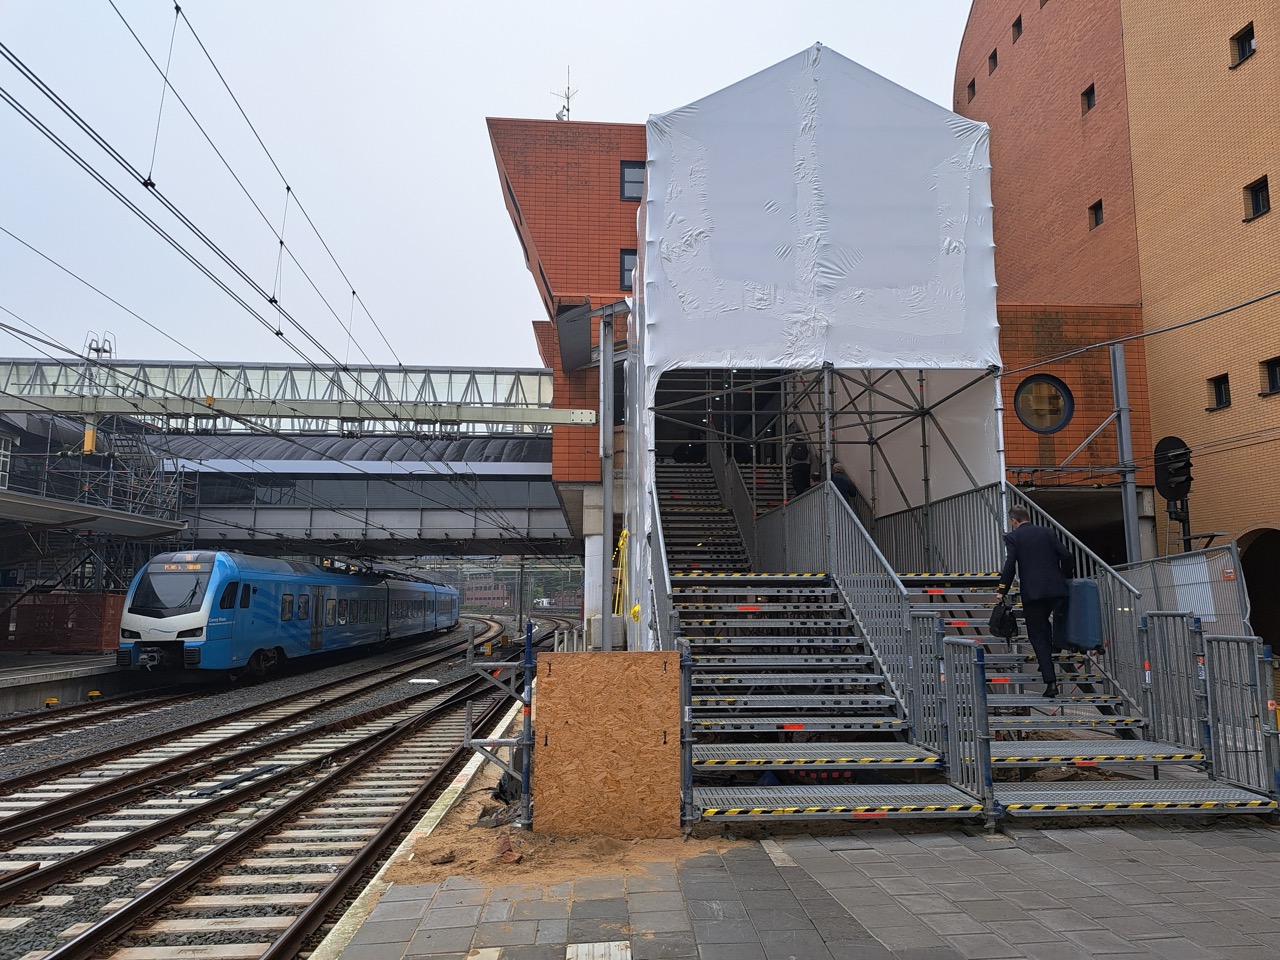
left=310, top=587, right=324, bottom=651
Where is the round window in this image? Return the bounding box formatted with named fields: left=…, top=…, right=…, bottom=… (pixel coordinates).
left=1014, top=375, right=1074, bottom=434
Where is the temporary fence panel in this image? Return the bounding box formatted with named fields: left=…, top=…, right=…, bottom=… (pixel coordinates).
left=908, top=611, right=945, bottom=753
left=1141, top=612, right=1205, bottom=750
left=941, top=637, right=994, bottom=812
left=1203, top=635, right=1279, bottom=797
left=1119, top=545, right=1252, bottom=639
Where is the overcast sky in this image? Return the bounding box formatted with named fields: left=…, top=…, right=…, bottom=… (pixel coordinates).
left=0, top=2, right=973, bottom=372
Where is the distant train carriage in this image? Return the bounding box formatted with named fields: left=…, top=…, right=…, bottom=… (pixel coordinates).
left=117, top=551, right=459, bottom=675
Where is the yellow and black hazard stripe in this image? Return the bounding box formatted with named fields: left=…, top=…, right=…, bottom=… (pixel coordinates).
left=992, top=752, right=1205, bottom=764
left=1004, top=799, right=1276, bottom=812
left=695, top=756, right=939, bottom=766
left=702, top=803, right=984, bottom=816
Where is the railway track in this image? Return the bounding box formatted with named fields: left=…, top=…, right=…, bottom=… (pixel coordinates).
left=0, top=616, right=503, bottom=749
left=0, top=617, right=553, bottom=960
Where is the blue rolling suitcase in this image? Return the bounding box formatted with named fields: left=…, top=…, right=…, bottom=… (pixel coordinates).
left=1061, top=578, right=1104, bottom=652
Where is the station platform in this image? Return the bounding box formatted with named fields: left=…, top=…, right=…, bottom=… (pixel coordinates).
left=316, top=751, right=1280, bottom=960
left=0, top=649, right=136, bottom=713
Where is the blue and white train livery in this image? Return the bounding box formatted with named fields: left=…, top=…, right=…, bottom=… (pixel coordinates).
left=117, top=551, right=459, bottom=674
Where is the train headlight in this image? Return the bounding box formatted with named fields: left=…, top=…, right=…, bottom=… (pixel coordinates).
left=176, top=627, right=205, bottom=639
left=120, top=629, right=141, bottom=640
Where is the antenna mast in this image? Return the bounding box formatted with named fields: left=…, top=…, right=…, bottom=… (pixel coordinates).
left=553, top=67, right=577, bottom=121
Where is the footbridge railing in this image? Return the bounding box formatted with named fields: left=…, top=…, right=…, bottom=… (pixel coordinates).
left=708, top=441, right=760, bottom=568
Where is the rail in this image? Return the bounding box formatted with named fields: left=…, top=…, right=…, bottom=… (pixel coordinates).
left=708, top=440, right=759, bottom=566
left=648, top=484, right=678, bottom=651
left=907, top=611, right=944, bottom=752
left=875, top=482, right=1006, bottom=574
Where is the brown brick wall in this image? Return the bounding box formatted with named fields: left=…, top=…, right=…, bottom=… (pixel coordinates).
left=488, top=119, right=647, bottom=484
left=957, top=0, right=1142, bottom=306
left=999, top=304, right=1151, bottom=485
left=1120, top=1, right=1280, bottom=540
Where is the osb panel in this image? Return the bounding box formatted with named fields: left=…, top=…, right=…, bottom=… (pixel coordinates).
left=535, top=651, right=681, bottom=839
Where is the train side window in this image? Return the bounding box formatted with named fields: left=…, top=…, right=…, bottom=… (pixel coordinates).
left=378, top=600, right=386, bottom=619
left=219, top=582, right=239, bottom=609
left=298, top=594, right=310, bottom=620
left=360, top=599, right=370, bottom=623
left=325, top=599, right=336, bottom=626
left=337, top=599, right=348, bottom=624
left=280, top=594, right=293, bottom=621
left=239, top=584, right=251, bottom=608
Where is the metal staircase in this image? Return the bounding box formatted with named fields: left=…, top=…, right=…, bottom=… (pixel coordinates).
left=655, top=462, right=751, bottom=573
left=655, top=461, right=983, bottom=820
left=904, top=571, right=1277, bottom=817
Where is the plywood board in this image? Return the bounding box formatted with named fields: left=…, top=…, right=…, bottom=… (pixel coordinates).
left=534, top=651, right=681, bottom=839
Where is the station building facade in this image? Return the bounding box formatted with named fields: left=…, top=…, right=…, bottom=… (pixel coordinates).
left=957, top=1, right=1280, bottom=633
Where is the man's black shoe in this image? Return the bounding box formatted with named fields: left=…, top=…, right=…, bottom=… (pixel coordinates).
left=1042, top=685, right=1060, bottom=699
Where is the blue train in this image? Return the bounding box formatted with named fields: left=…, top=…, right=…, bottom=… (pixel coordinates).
left=117, top=551, right=459, bottom=675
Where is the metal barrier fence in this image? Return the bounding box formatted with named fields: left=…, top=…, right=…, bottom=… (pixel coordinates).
left=941, top=637, right=994, bottom=813
left=648, top=485, right=677, bottom=651
left=907, top=611, right=944, bottom=752
left=553, top=628, right=590, bottom=652
left=1119, top=544, right=1252, bottom=638
left=1204, top=634, right=1278, bottom=795
left=875, top=483, right=1006, bottom=573
left=1140, top=612, right=1203, bottom=748
left=757, top=483, right=910, bottom=698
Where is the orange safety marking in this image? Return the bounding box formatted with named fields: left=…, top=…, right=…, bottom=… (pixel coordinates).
left=990, top=677, right=1010, bottom=683
left=1073, top=760, right=1098, bottom=766
left=738, top=605, right=762, bottom=611
left=781, top=723, right=806, bottom=730
left=852, top=812, right=888, bottom=818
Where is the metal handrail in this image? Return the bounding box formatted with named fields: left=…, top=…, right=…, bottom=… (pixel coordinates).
left=648, top=484, right=676, bottom=651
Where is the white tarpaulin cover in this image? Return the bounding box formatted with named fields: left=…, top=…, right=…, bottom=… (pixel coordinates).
left=626, top=43, right=1002, bottom=647
left=639, top=43, right=999, bottom=376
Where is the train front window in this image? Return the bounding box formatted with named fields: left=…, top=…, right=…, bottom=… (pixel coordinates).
left=130, top=563, right=213, bottom=618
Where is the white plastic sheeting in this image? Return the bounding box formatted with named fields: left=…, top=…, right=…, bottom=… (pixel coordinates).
left=625, top=43, right=1002, bottom=648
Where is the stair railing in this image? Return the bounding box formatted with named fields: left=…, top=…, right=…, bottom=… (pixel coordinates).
left=757, top=482, right=910, bottom=694
left=874, top=482, right=1006, bottom=574
left=648, top=485, right=677, bottom=652
left=708, top=440, right=759, bottom=567
left=1006, top=484, right=1143, bottom=706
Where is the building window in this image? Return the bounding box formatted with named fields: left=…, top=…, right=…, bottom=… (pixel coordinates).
left=503, top=175, right=522, bottom=224
left=620, top=249, right=637, bottom=290
left=1262, top=357, right=1280, bottom=395
left=1081, top=83, right=1096, bottom=114
left=1231, top=23, right=1256, bottom=67
left=1012, top=16, right=1023, bottom=42
left=1014, top=375, right=1074, bottom=434
left=621, top=161, right=644, bottom=201
left=1245, top=176, right=1270, bottom=220
left=988, top=49, right=998, bottom=74
left=966, top=78, right=976, bottom=102
left=1088, top=200, right=1104, bottom=229
left=1209, top=373, right=1231, bottom=410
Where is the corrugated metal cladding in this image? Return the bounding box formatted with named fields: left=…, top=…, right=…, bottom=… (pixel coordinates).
left=148, top=434, right=551, bottom=464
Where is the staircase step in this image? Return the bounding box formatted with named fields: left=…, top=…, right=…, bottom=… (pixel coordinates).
left=694, top=715, right=908, bottom=733
left=676, top=602, right=847, bottom=613
left=987, top=693, right=1127, bottom=707
left=994, top=779, right=1275, bottom=815
left=988, top=715, right=1145, bottom=730
left=694, top=743, right=942, bottom=770
left=695, top=784, right=983, bottom=819
left=688, top=637, right=869, bottom=650
left=673, top=586, right=836, bottom=597
left=692, top=693, right=898, bottom=710
left=692, top=670, right=883, bottom=685
left=692, top=655, right=875, bottom=669
left=989, top=739, right=1205, bottom=766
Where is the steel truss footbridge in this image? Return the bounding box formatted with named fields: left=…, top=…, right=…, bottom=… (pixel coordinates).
left=0, top=359, right=595, bottom=572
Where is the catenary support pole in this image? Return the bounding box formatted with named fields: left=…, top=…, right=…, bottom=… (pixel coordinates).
left=600, top=309, right=614, bottom=650
left=1111, top=344, right=1142, bottom=563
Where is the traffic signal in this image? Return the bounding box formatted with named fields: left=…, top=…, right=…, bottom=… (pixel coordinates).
left=1154, top=436, right=1194, bottom=501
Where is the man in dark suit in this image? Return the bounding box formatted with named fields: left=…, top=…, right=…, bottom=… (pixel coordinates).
left=996, top=503, right=1075, bottom=698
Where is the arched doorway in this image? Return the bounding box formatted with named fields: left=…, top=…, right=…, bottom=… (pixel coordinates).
left=1240, top=528, right=1280, bottom=646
